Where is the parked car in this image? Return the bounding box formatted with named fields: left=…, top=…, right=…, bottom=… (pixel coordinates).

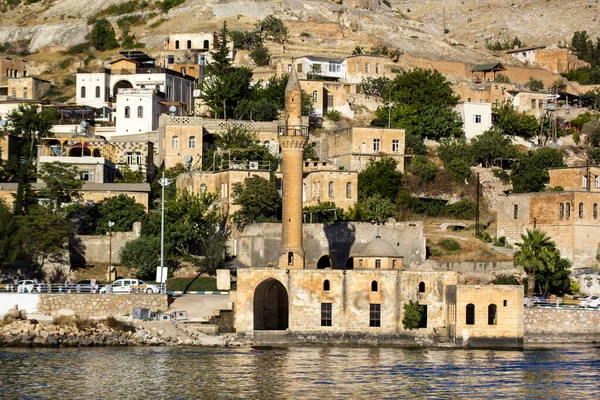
left=579, top=295, right=600, bottom=307
left=100, top=279, right=160, bottom=294
left=17, top=280, right=39, bottom=293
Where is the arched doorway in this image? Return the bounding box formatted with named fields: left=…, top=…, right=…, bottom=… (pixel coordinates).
left=113, top=80, right=133, bottom=97
left=253, top=279, right=288, bottom=330
left=317, top=255, right=332, bottom=269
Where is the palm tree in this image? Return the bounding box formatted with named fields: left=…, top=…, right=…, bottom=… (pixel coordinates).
left=513, top=229, right=558, bottom=298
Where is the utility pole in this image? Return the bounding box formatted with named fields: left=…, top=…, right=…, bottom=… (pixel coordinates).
left=476, top=173, right=480, bottom=237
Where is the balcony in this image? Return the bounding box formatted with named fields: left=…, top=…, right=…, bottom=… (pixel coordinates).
left=278, top=125, right=309, bottom=137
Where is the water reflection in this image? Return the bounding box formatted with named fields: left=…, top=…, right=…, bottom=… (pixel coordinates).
left=0, top=346, right=599, bottom=399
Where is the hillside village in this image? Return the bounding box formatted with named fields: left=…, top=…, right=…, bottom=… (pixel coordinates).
left=1, top=0, right=600, bottom=301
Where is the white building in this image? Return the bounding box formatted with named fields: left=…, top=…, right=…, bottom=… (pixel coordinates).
left=115, top=88, right=161, bottom=136
left=455, top=102, right=493, bottom=140
left=505, top=45, right=547, bottom=64
left=294, top=56, right=346, bottom=81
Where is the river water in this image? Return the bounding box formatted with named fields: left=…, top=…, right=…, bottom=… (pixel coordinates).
left=1, top=345, right=599, bottom=399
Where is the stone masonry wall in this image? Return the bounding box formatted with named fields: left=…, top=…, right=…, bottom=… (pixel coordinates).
left=75, top=222, right=141, bottom=265
left=525, top=308, right=600, bottom=343
left=37, top=294, right=169, bottom=318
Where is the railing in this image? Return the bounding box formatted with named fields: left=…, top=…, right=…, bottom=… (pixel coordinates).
left=1, top=284, right=153, bottom=294
left=278, top=125, right=309, bottom=137
left=524, top=297, right=600, bottom=310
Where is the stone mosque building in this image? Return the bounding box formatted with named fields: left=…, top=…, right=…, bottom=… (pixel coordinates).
left=234, top=69, right=524, bottom=348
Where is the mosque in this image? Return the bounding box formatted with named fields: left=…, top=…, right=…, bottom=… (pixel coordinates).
left=233, top=69, right=524, bottom=348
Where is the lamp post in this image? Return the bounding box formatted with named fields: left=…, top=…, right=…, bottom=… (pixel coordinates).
left=387, top=81, right=399, bottom=129
left=108, top=221, right=115, bottom=265
left=158, top=171, right=174, bottom=294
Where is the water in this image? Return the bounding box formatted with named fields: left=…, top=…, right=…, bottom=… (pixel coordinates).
left=1, top=345, right=599, bottom=399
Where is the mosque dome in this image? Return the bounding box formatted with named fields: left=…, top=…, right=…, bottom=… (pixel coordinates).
left=360, top=236, right=399, bottom=258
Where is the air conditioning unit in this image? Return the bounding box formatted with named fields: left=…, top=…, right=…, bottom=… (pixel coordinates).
left=249, top=161, right=259, bottom=170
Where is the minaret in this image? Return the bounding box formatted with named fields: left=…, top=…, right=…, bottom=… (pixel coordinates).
left=278, top=66, right=308, bottom=269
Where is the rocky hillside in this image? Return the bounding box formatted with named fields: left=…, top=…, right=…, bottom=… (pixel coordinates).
left=2, top=0, right=595, bottom=65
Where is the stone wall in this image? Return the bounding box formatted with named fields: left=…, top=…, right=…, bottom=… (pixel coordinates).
left=74, top=222, right=141, bottom=265
left=525, top=308, right=600, bottom=343
left=420, top=261, right=517, bottom=275
left=37, top=294, right=169, bottom=318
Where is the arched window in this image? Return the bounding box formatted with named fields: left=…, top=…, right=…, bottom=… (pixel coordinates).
left=579, top=202, right=584, bottom=218
left=418, top=282, right=425, bottom=293
left=23, top=87, right=27, bottom=99
left=488, top=304, right=497, bottom=325
left=594, top=203, right=598, bottom=219
left=200, top=184, right=207, bottom=195
left=175, top=40, right=180, bottom=49
left=11, top=88, right=16, bottom=97
left=466, top=304, right=475, bottom=325
left=81, top=86, right=86, bottom=98
left=172, top=136, right=179, bottom=149
left=583, top=175, right=588, bottom=188
left=328, top=181, right=334, bottom=198
left=312, top=90, right=318, bottom=103
left=203, top=40, right=210, bottom=49
left=124, top=106, right=130, bottom=118
left=566, top=202, right=571, bottom=219
left=346, top=182, right=352, bottom=198
left=323, top=280, right=330, bottom=291
left=595, top=175, right=600, bottom=188
left=189, top=136, right=196, bottom=149
left=137, top=106, right=143, bottom=118
left=371, top=280, right=378, bottom=292
left=95, top=86, right=101, bottom=98
left=559, top=203, right=564, bottom=219
left=187, top=40, right=192, bottom=49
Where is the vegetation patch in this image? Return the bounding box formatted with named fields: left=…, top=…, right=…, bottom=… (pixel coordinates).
left=438, top=238, right=461, bottom=251
left=104, top=316, right=136, bottom=333
left=167, top=276, right=218, bottom=292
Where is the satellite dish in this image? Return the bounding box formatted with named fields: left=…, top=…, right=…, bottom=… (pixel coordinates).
left=0, top=120, right=6, bottom=127
left=80, top=121, right=89, bottom=129
left=169, top=105, right=177, bottom=116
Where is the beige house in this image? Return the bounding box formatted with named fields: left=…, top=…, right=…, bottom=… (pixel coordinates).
left=507, top=46, right=589, bottom=74
left=300, top=79, right=352, bottom=118
left=5, top=76, right=50, bottom=100
left=345, top=54, right=394, bottom=85
left=297, top=160, right=358, bottom=211
left=0, top=57, right=28, bottom=86
left=157, top=32, right=218, bottom=80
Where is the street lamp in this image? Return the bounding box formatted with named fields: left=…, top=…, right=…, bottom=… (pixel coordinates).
left=159, top=171, right=174, bottom=294
left=108, top=221, right=115, bottom=267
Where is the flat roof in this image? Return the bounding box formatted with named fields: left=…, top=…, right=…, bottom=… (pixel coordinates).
left=506, top=45, right=547, bottom=54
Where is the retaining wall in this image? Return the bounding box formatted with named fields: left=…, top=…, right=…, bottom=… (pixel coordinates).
left=525, top=308, right=600, bottom=343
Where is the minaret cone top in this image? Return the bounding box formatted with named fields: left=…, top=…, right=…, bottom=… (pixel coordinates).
left=286, top=66, right=301, bottom=93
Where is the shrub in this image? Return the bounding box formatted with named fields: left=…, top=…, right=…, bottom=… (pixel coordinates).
left=493, top=275, right=520, bottom=285
left=167, top=276, right=217, bottom=292
left=493, top=169, right=510, bottom=183
left=104, top=316, right=136, bottom=333
left=75, top=317, right=97, bottom=330
left=429, top=247, right=443, bottom=257
left=402, top=300, right=423, bottom=330
left=525, top=76, right=544, bottom=92
left=573, top=131, right=581, bottom=145
left=480, top=231, right=492, bottom=243
left=493, top=236, right=506, bottom=247
left=324, top=109, right=341, bottom=122
left=58, top=58, right=72, bottom=69
left=162, top=0, right=185, bottom=13
left=249, top=45, right=270, bottom=67
left=438, top=238, right=461, bottom=251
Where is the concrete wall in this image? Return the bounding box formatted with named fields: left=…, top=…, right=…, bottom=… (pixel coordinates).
left=232, top=221, right=426, bottom=269
left=525, top=308, right=600, bottom=343
left=75, top=222, right=141, bottom=265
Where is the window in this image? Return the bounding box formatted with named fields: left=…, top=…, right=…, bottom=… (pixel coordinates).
left=392, top=139, right=399, bottom=152
left=80, top=171, right=93, bottom=181
left=373, top=139, right=380, bottom=152
left=312, top=90, right=318, bottom=103
left=135, top=152, right=142, bottom=165
left=189, top=136, right=196, bottom=149
left=365, top=62, right=370, bottom=73
left=328, top=181, right=334, bottom=197
left=328, top=63, right=341, bottom=73
left=376, top=63, right=380, bottom=73
left=371, top=280, right=378, bottom=292
left=466, top=304, right=475, bottom=325
left=369, top=304, right=381, bottom=327
left=11, top=88, right=16, bottom=97
left=297, top=63, right=302, bottom=73
left=358, top=259, right=363, bottom=268
left=95, top=86, right=101, bottom=98
left=473, top=114, right=482, bottom=124
left=595, top=175, right=600, bottom=188
left=312, top=182, right=317, bottom=199
left=312, top=63, right=322, bottom=73
left=327, top=94, right=334, bottom=107
left=124, top=106, right=130, bottom=118
left=288, top=252, right=294, bottom=266
left=583, top=175, right=588, bottom=188
left=321, top=303, right=332, bottom=327
left=579, top=202, right=584, bottom=218
left=187, top=40, right=192, bottom=49
left=346, top=182, right=352, bottom=198
left=126, top=152, right=134, bottom=165
left=81, top=86, right=86, bottom=98
left=595, top=203, right=598, bottom=219
left=23, top=87, right=27, bottom=99
left=172, top=136, right=179, bottom=149
left=203, top=40, right=210, bottom=49
left=488, top=304, right=497, bottom=325
left=137, top=106, right=143, bottom=118
left=503, top=300, right=507, bottom=307
left=167, top=55, right=174, bottom=64
left=419, top=282, right=425, bottom=293
left=323, top=280, right=330, bottom=291
left=566, top=202, right=571, bottom=219
left=175, top=40, right=180, bottom=49
left=559, top=203, right=564, bottom=219
left=513, top=204, right=518, bottom=219
left=375, top=259, right=381, bottom=269
left=531, top=99, right=536, bottom=109
left=200, top=184, right=207, bottom=195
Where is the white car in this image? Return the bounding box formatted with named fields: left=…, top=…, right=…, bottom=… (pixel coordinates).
left=100, top=279, right=160, bottom=294
left=17, top=280, right=39, bottom=293
left=579, top=295, right=600, bottom=308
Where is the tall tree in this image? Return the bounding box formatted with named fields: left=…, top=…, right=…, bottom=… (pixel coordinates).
left=231, top=175, right=281, bottom=227
left=7, top=103, right=56, bottom=161
left=89, top=194, right=146, bottom=235
left=358, top=156, right=403, bottom=202
left=470, top=129, right=517, bottom=167
left=91, top=18, right=119, bottom=52
left=0, top=201, right=23, bottom=263
left=510, top=147, right=565, bottom=193
left=37, top=161, right=82, bottom=214
left=514, top=229, right=558, bottom=298
left=206, top=21, right=232, bottom=76
left=492, top=100, right=539, bottom=139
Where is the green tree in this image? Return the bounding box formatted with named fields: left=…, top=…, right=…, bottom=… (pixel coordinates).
left=524, top=76, right=545, bottom=92
left=358, top=156, right=402, bottom=201
left=514, top=229, right=558, bottom=298
left=358, top=194, right=395, bottom=224
left=119, top=236, right=160, bottom=280
left=7, top=103, right=56, bottom=161
left=115, top=164, right=144, bottom=183
left=206, top=21, right=232, bottom=76
left=230, top=30, right=262, bottom=50
left=402, top=300, right=424, bottom=330
left=492, top=100, right=539, bottom=139
left=90, top=18, right=119, bottom=51
left=438, top=138, right=475, bottom=167
left=200, top=67, right=253, bottom=119
left=360, top=76, right=391, bottom=97
left=470, top=129, right=517, bottom=167
left=249, top=45, right=270, bottom=66
left=90, top=194, right=146, bottom=235
left=570, top=112, right=598, bottom=131
left=303, top=201, right=344, bottom=224
left=535, top=254, right=572, bottom=296
left=0, top=201, right=23, bottom=264
left=231, top=175, right=281, bottom=227
left=510, top=147, right=565, bottom=193
left=410, top=155, right=438, bottom=184
left=149, top=163, right=185, bottom=209
left=37, top=161, right=82, bottom=214
left=258, top=16, right=288, bottom=43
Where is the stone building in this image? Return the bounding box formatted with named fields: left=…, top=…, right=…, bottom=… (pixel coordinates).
left=233, top=65, right=524, bottom=348
left=496, top=165, right=600, bottom=268
left=314, top=126, right=406, bottom=172
left=0, top=57, right=28, bottom=86
left=3, top=76, right=51, bottom=101
left=506, top=46, right=589, bottom=74
left=300, top=79, right=353, bottom=118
